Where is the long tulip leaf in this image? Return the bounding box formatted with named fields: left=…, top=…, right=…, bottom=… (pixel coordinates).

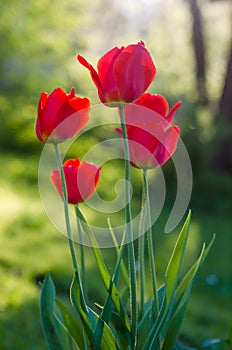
left=56, top=299, right=89, bottom=350
left=162, top=244, right=205, bottom=350
left=174, top=234, right=215, bottom=313
left=165, top=210, right=191, bottom=305
left=143, top=211, right=191, bottom=350
left=40, top=273, right=80, bottom=350
left=70, top=272, right=119, bottom=350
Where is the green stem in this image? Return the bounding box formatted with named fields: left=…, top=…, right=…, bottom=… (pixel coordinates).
left=54, top=144, right=88, bottom=316
left=143, top=169, right=159, bottom=318
left=119, top=105, right=137, bottom=340
left=138, top=172, right=146, bottom=318
left=53, top=143, right=79, bottom=273
left=76, top=205, right=86, bottom=298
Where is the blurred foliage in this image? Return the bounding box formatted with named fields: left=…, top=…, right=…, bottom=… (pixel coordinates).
left=0, top=0, right=232, bottom=349
left=0, top=0, right=91, bottom=153
left=0, top=0, right=231, bottom=157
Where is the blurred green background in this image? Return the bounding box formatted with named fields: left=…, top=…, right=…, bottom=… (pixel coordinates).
left=0, top=0, right=232, bottom=348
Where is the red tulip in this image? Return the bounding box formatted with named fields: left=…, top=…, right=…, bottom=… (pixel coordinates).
left=50, top=158, right=101, bottom=204
left=77, top=41, right=156, bottom=106
left=116, top=93, right=181, bottom=169
left=36, top=87, right=90, bottom=143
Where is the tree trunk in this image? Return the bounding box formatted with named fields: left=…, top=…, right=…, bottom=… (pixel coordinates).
left=219, top=39, right=232, bottom=123
left=212, top=38, right=232, bottom=173
left=190, top=0, right=208, bottom=104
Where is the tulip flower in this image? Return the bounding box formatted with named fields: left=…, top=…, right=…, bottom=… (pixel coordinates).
left=77, top=41, right=156, bottom=106
left=36, top=87, right=90, bottom=143
left=116, top=93, right=181, bottom=169
left=50, top=158, right=101, bottom=204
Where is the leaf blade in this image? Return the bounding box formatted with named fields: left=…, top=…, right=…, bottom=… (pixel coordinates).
left=40, top=273, right=80, bottom=350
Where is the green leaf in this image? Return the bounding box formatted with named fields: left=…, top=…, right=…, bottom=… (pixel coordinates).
left=71, top=272, right=119, bottom=350
left=56, top=299, right=88, bottom=350
left=110, top=311, right=132, bottom=350
left=120, top=286, right=130, bottom=307
left=107, top=218, right=130, bottom=290
left=93, top=311, right=119, bottom=350
left=40, top=273, right=80, bottom=350
left=75, top=206, right=131, bottom=335
left=162, top=234, right=215, bottom=349
left=100, top=231, right=126, bottom=323
left=143, top=211, right=192, bottom=350
left=137, top=300, right=153, bottom=350
left=173, top=234, right=215, bottom=314
left=165, top=210, right=191, bottom=305
left=142, top=302, right=168, bottom=350
left=70, top=272, right=98, bottom=348
left=95, top=240, right=130, bottom=348
left=137, top=287, right=165, bottom=349
left=162, top=244, right=205, bottom=350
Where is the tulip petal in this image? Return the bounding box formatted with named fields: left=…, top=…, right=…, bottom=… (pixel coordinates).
left=38, top=92, right=49, bottom=118
left=97, top=47, right=123, bottom=102
left=53, top=97, right=90, bottom=141
left=63, top=159, right=81, bottom=168
left=167, top=100, right=182, bottom=124
left=114, top=43, right=156, bottom=102
left=50, top=169, right=63, bottom=199
left=77, top=54, right=105, bottom=102
left=36, top=86, right=90, bottom=143
left=121, top=93, right=182, bottom=169
left=36, top=92, right=49, bottom=142
left=51, top=159, right=101, bottom=204
left=153, top=125, right=180, bottom=166
left=77, top=162, right=101, bottom=201
left=69, top=87, right=76, bottom=98
left=127, top=125, right=159, bottom=154
left=115, top=127, right=122, bottom=135
left=135, top=93, right=169, bottom=117
left=40, top=88, right=70, bottom=138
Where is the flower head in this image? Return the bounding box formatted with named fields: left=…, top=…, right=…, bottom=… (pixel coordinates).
left=77, top=41, right=156, bottom=107
left=36, top=87, right=90, bottom=143
left=50, top=158, right=101, bottom=204
left=116, top=93, right=181, bottom=169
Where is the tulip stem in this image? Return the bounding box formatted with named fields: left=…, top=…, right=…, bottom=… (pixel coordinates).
left=76, top=206, right=87, bottom=299
left=53, top=143, right=79, bottom=273
left=143, top=169, right=159, bottom=318
left=138, top=172, right=146, bottom=318
left=119, top=105, right=137, bottom=339
left=54, top=144, right=88, bottom=315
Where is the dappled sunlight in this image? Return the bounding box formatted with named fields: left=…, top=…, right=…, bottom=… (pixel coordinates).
left=0, top=186, right=43, bottom=231
left=0, top=267, right=38, bottom=311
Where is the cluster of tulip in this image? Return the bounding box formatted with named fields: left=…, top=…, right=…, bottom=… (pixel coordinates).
left=36, top=42, right=181, bottom=203
left=36, top=42, right=213, bottom=350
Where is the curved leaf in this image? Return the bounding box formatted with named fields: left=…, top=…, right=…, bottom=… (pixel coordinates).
left=56, top=299, right=89, bottom=350
left=143, top=211, right=191, bottom=350
left=165, top=211, right=191, bottom=305
left=40, top=273, right=80, bottom=350
left=71, top=272, right=119, bottom=350
left=162, top=244, right=205, bottom=350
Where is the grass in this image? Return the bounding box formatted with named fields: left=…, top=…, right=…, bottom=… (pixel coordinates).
left=0, top=151, right=231, bottom=349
